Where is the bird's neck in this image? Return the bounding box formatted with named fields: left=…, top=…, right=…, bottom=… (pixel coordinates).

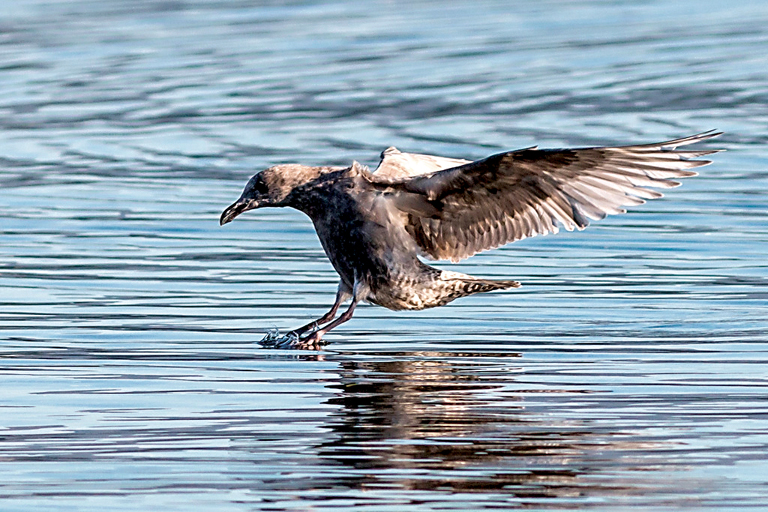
left=287, top=164, right=363, bottom=218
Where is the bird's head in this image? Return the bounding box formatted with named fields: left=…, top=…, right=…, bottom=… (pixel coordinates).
left=220, top=164, right=321, bottom=225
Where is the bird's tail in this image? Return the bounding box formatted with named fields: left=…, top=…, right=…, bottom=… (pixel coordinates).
left=432, top=270, right=521, bottom=307
left=460, top=277, right=521, bottom=294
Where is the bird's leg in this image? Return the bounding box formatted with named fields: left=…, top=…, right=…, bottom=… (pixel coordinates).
left=294, top=279, right=366, bottom=348
left=295, top=299, right=357, bottom=347
left=271, top=280, right=364, bottom=350
left=287, top=283, right=352, bottom=337
left=265, top=281, right=354, bottom=349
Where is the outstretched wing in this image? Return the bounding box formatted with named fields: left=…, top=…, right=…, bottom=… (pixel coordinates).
left=368, top=131, right=722, bottom=262
left=374, top=146, right=472, bottom=179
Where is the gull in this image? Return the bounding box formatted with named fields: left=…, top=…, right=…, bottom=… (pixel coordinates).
left=220, top=131, right=721, bottom=349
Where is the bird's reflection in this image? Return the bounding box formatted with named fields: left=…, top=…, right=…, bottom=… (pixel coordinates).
left=324, top=352, right=524, bottom=443
left=314, top=350, right=661, bottom=498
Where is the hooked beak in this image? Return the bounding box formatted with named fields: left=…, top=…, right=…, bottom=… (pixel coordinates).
left=220, top=198, right=258, bottom=225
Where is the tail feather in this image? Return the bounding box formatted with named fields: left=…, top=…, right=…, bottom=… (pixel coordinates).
left=435, top=270, right=521, bottom=307
left=462, top=278, right=521, bottom=294
left=468, top=278, right=522, bottom=292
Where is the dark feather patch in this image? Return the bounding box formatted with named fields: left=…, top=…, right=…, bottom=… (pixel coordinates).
left=368, top=131, right=720, bottom=262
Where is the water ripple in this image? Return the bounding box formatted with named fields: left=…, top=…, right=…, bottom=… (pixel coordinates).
left=2, top=0, right=768, bottom=510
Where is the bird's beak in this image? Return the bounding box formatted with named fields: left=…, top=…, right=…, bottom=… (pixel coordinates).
left=220, top=198, right=258, bottom=225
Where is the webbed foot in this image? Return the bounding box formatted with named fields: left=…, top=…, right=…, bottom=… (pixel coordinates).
left=258, top=329, right=327, bottom=350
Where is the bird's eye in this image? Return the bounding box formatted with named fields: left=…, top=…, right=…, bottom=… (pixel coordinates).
left=253, top=177, right=269, bottom=195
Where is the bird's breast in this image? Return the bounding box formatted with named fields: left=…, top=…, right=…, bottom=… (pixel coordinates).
left=303, top=181, right=419, bottom=297
left=309, top=201, right=383, bottom=285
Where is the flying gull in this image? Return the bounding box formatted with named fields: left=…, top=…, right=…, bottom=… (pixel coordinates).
left=220, top=131, right=721, bottom=349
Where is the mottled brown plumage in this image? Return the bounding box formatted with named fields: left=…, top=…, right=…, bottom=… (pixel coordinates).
left=220, top=131, right=721, bottom=348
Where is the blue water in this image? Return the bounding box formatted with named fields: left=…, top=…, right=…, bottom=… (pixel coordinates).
left=1, top=0, right=767, bottom=510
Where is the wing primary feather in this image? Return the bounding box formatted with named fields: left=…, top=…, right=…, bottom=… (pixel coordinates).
left=374, top=132, right=720, bottom=261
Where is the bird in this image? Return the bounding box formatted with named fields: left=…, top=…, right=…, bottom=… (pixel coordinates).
left=220, top=131, right=721, bottom=349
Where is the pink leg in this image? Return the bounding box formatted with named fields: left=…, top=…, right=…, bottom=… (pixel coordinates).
left=280, top=279, right=366, bottom=349
left=297, top=299, right=358, bottom=347
left=287, top=282, right=351, bottom=337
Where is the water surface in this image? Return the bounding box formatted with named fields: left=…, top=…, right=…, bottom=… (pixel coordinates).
left=1, top=0, right=768, bottom=510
